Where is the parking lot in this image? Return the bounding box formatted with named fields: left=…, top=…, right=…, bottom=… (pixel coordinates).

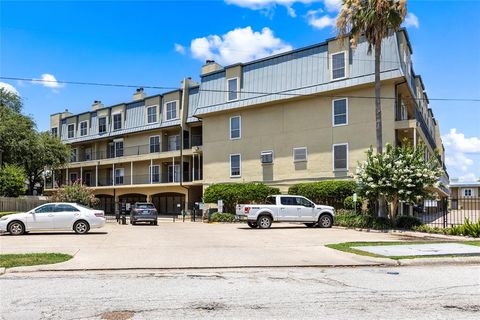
left=0, top=221, right=417, bottom=270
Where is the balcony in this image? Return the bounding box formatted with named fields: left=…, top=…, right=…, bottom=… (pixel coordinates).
left=415, top=109, right=437, bottom=150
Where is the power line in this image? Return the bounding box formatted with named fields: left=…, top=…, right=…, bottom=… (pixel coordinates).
left=1, top=76, right=479, bottom=102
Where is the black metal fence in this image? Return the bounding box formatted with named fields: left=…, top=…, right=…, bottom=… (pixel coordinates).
left=412, top=197, right=480, bottom=228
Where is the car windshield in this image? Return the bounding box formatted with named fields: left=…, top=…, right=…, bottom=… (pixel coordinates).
left=136, top=204, right=155, bottom=209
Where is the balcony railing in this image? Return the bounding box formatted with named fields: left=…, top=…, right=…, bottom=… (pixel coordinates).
left=92, top=174, right=197, bottom=187
left=70, top=142, right=191, bottom=163
left=415, top=109, right=437, bottom=150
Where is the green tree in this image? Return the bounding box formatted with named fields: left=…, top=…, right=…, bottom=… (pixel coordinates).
left=23, top=132, right=70, bottom=195
left=355, top=143, right=443, bottom=219
left=0, top=164, right=26, bottom=197
left=0, top=88, right=22, bottom=113
left=50, top=181, right=99, bottom=207
left=336, top=0, right=407, bottom=216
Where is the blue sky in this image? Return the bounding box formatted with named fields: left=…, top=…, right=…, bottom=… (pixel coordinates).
left=1, top=0, right=479, bottom=182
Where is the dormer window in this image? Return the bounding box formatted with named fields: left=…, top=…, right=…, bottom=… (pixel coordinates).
left=67, top=124, right=75, bottom=138
left=147, top=106, right=157, bottom=124
left=113, top=113, right=122, bottom=130
left=165, top=101, right=178, bottom=121
left=80, top=121, right=88, bottom=136
left=330, top=51, right=346, bottom=80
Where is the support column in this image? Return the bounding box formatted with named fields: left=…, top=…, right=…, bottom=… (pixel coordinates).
left=95, top=164, right=98, bottom=187
left=52, top=170, right=55, bottom=188
left=150, top=159, right=153, bottom=184
left=112, top=163, right=115, bottom=186
left=80, top=167, right=83, bottom=185
left=131, top=161, right=133, bottom=185
left=66, top=167, right=69, bottom=185
left=172, top=156, right=175, bottom=182
left=413, top=127, right=417, bottom=150
left=192, top=154, right=195, bottom=181
left=43, top=166, right=47, bottom=189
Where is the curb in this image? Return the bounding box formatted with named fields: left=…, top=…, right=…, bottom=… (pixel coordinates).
left=397, top=256, right=480, bottom=267
left=332, top=226, right=475, bottom=241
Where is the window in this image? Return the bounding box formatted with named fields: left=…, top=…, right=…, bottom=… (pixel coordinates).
left=266, top=196, right=276, bottom=205
left=67, top=124, right=75, bottom=138
left=331, top=51, right=346, bottom=80
left=69, top=172, right=77, bottom=183
left=113, top=113, right=122, bottom=130
left=150, top=136, right=160, bottom=153
left=165, top=101, right=177, bottom=120
left=150, top=165, right=160, bottom=183
left=115, top=168, right=124, bottom=185
left=55, top=204, right=80, bottom=212
left=280, top=196, right=297, bottom=206
left=51, top=127, right=58, bottom=137
left=168, top=135, right=180, bottom=151
left=296, top=197, right=314, bottom=207
left=464, top=189, right=473, bottom=197
left=332, top=98, right=348, bottom=126
left=85, top=147, right=92, bottom=161
left=333, top=143, right=348, bottom=171
left=230, top=116, right=241, bottom=139
left=84, top=172, right=92, bottom=186
left=70, top=148, right=78, bottom=162
left=168, top=165, right=180, bottom=182
left=230, top=154, right=241, bottom=177
left=80, top=121, right=88, bottom=136
left=261, top=151, right=273, bottom=164
left=98, top=117, right=107, bottom=133
left=293, top=147, right=307, bottom=162
left=114, top=140, right=124, bottom=157
left=147, top=106, right=157, bottom=124
left=227, top=78, right=239, bottom=101
left=34, top=204, right=57, bottom=213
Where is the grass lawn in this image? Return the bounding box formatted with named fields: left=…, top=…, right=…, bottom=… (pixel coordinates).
left=0, top=253, right=73, bottom=269
left=326, top=241, right=480, bottom=260
left=0, top=212, right=16, bottom=218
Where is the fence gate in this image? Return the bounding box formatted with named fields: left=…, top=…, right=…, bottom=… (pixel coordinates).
left=413, top=197, right=479, bottom=228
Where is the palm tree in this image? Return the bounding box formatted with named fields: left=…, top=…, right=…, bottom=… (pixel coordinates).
left=336, top=0, right=407, bottom=216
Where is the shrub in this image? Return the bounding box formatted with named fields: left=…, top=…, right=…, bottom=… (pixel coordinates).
left=50, top=181, right=99, bottom=207
left=334, top=210, right=393, bottom=230
left=412, top=219, right=480, bottom=238
left=203, top=183, right=280, bottom=213
left=210, top=213, right=236, bottom=223
left=343, top=195, right=363, bottom=211
left=395, top=215, right=423, bottom=229
left=288, top=180, right=357, bottom=208
left=0, top=164, right=26, bottom=197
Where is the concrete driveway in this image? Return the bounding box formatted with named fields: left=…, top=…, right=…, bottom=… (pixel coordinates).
left=0, top=222, right=409, bottom=270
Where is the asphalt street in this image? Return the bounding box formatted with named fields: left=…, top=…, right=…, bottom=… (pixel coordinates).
left=1, top=265, right=479, bottom=320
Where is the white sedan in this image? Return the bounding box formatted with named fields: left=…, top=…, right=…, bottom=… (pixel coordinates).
left=0, top=203, right=106, bottom=235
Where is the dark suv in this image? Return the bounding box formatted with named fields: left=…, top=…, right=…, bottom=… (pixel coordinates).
left=130, top=202, right=158, bottom=225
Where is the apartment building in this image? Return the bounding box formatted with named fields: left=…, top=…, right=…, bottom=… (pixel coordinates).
left=46, top=28, right=449, bottom=215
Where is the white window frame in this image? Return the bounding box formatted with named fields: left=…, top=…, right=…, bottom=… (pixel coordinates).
left=98, top=116, right=107, bottom=133
left=261, top=150, right=274, bottom=164
left=293, top=147, right=307, bottom=163
left=226, top=77, right=239, bottom=102
left=67, top=123, right=75, bottom=139
left=167, top=135, right=180, bottom=151
left=113, top=138, right=124, bottom=158
left=114, top=168, right=125, bottom=185
left=112, top=113, right=122, bottom=131
left=146, top=105, right=158, bottom=124
left=84, top=147, right=92, bottom=161
left=332, top=143, right=349, bottom=171
left=150, top=165, right=160, bottom=183
left=230, top=154, right=241, bottom=178
left=79, top=120, right=88, bottom=136
left=229, top=116, right=241, bottom=140
left=463, top=189, right=473, bottom=197
left=70, top=148, right=78, bottom=162
left=149, top=135, right=161, bottom=153
left=332, top=98, right=348, bottom=127
left=168, top=164, right=180, bottom=183
left=330, top=51, right=347, bottom=81
left=164, top=101, right=179, bottom=121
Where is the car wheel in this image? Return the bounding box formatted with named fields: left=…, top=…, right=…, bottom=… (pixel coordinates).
left=318, top=214, right=333, bottom=228
left=247, top=221, right=258, bottom=228
left=257, top=215, right=272, bottom=229
left=304, top=223, right=315, bottom=228
left=8, top=221, right=25, bottom=235
left=73, top=220, right=90, bottom=234
left=131, top=221, right=136, bottom=225
left=153, top=220, right=158, bottom=226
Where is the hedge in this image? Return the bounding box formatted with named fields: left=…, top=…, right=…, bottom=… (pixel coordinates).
left=288, top=180, right=357, bottom=208
left=203, top=183, right=280, bottom=214
left=334, top=210, right=393, bottom=230
left=210, top=213, right=236, bottom=223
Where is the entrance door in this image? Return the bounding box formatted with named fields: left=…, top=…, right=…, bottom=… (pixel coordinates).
left=152, top=193, right=185, bottom=215
left=95, top=195, right=115, bottom=216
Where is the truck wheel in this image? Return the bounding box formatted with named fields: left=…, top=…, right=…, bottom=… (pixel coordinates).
left=247, top=221, right=257, bottom=228
left=257, top=215, right=272, bottom=229
left=304, top=223, right=315, bottom=228
left=318, top=214, right=333, bottom=228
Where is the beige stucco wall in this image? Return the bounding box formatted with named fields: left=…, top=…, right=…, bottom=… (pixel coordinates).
left=202, top=84, right=396, bottom=192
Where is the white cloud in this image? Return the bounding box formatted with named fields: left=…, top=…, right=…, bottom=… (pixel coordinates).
left=443, top=128, right=480, bottom=180
left=306, top=9, right=336, bottom=29
left=404, top=12, right=419, bottom=29
left=458, top=173, right=479, bottom=183
left=225, top=1, right=341, bottom=17
left=0, top=82, right=20, bottom=96
left=33, top=73, right=63, bottom=89
left=323, top=0, right=342, bottom=12
left=190, top=26, right=292, bottom=65
left=174, top=43, right=186, bottom=55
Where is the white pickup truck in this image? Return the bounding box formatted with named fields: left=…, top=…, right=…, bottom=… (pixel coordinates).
left=236, top=195, right=335, bottom=229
